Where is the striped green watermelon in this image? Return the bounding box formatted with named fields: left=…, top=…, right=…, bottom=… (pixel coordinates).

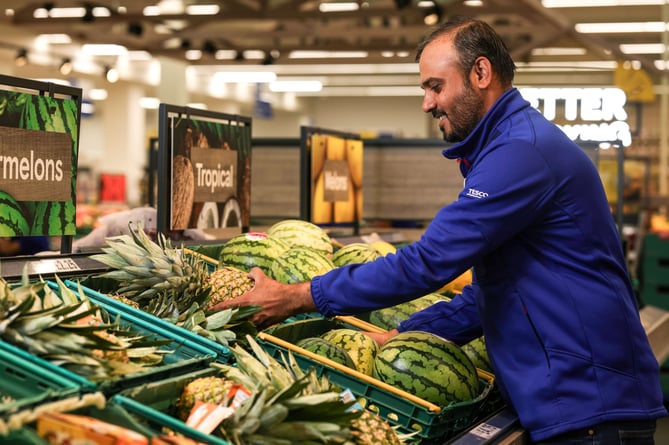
left=296, top=337, right=357, bottom=369
left=219, top=232, right=290, bottom=274
left=267, top=219, right=333, bottom=258
left=373, top=331, right=479, bottom=405
left=0, top=191, right=30, bottom=236
left=269, top=247, right=335, bottom=284
left=332, top=242, right=380, bottom=267
left=320, top=328, right=379, bottom=375
left=368, top=293, right=451, bottom=331
left=462, top=336, right=492, bottom=373
left=30, top=201, right=76, bottom=236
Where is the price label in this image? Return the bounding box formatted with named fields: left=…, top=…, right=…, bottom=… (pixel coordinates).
left=31, top=258, right=82, bottom=275
left=470, top=422, right=501, bottom=439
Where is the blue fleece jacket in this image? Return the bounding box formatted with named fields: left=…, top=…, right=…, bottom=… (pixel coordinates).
left=311, top=88, right=666, bottom=441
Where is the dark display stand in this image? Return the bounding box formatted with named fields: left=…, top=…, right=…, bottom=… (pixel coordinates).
left=156, top=104, right=252, bottom=236
left=0, top=74, right=83, bottom=254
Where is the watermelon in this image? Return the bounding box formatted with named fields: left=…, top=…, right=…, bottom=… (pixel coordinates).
left=269, top=247, right=335, bottom=284
left=320, top=328, right=379, bottom=375
left=462, top=336, right=492, bottom=373
left=267, top=219, right=333, bottom=258
left=368, top=293, right=451, bottom=331
left=296, top=337, right=357, bottom=369
left=219, top=232, right=290, bottom=274
left=332, top=242, right=380, bottom=267
left=0, top=191, right=30, bottom=236
left=373, top=331, right=479, bottom=405
left=30, top=201, right=76, bottom=236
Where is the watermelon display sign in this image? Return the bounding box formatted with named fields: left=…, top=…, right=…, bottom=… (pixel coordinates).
left=300, top=126, right=363, bottom=232
left=157, top=104, right=252, bottom=237
left=0, top=77, right=81, bottom=240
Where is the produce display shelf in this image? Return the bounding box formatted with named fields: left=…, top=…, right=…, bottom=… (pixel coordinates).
left=0, top=345, right=103, bottom=436
left=0, top=280, right=220, bottom=397
left=257, top=317, right=496, bottom=444
left=0, top=391, right=231, bottom=445
left=113, top=366, right=233, bottom=445
left=65, top=278, right=235, bottom=364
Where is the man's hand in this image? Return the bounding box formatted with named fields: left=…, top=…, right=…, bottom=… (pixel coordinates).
left=363, top=329, right=399, bottom=346
left=210, top=267, right=317, bottom=329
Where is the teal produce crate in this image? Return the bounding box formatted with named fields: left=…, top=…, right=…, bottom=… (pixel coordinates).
left=640, top=234, right=669, bottom=309
left=0, top=281, right=220, bottom=397
left=114, top=366, right=232, bottom=445
left=0, top=391, right=230, bottom=445
left=65, top=279, right=235, bottom=364
left=0, top=345, right=103, bottom=436
left=257, top=317, right=495, bottom=444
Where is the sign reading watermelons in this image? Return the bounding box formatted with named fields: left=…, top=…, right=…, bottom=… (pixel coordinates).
left=159, top=105, right=252, bottom=237
left=0, top=88, right=79, bottom=237
left=301, top=127, right=363, bottom=228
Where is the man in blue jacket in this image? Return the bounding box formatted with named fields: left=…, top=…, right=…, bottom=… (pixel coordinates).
left=214, top=17, right=667, bottom=443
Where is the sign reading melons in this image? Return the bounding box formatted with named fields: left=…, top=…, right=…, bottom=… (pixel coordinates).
left=0, top=86, right=80, bottom=237
left=519, top=87, right=632, bottom=146
left=300, top=126, right=363, bottom=228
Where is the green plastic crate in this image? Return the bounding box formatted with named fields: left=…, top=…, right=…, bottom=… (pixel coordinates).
left=0, top=280, right=220, bottom=397
left=114, top=366, right=232, bottom=445
left=0, top=345, right=98, bottom=436
left=65, top=278, right=235, bottom=364
left=258, top=318, right=495, bottom=444
left=0, top=392, right=230, bottom=444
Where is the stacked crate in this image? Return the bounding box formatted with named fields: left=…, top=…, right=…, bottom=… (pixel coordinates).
left=639, top=233, right=669, bottom=310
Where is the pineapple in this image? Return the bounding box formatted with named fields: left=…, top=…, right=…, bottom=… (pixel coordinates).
left=176, top=376, right=235, bottom=421
left=90, top=223, right=259, bottom=345
left=90, top=222, right=211, bottom=318
left=350, top=410, right=404, bottom=445
left=0, top=273, right=170, bottom=381
left=205, top=266, right=254, bottom=311
left=178, top=336, right=360, bottom=445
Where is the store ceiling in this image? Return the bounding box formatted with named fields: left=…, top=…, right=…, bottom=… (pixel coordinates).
left=2, top=1, right=668, bottom=94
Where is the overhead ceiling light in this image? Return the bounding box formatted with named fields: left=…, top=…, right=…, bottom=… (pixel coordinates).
left=15, top=49, right=28, bottom=67
left=288, top=50, right=368, bottom=59
left=543, top=0, right=664, bottom=6
left=185, top=49, right=202, bottom=60
left=620, top=43, right=667, bottom=54
left=215, top=49, right=237, bottom=60
left=243, top=50, right=265, bottom=60
left=88, top=88, right=108, bottom=100
left=531, top=47, right=587, bottom=56
left=36, top=33, right=71, bottom=44
left=186, top=4, right=220, bottom=15
left=319, top=2, right=360, bottom=12
left=575, top=21, right=668, bottom=33
left=82, top=44, right=128, bottom=56
left=59, top=58, right=73, bottom=75
left=269, top=80, right=323, bottom=92
left=463, top=0, right=483, bottom=5
left=105, top=66, right=119, bottom=83
left=139, top=97, right=160, bottom=109
left=422, top=4, right=442, bottom=26
left=213, top=71, right=277, bottom=83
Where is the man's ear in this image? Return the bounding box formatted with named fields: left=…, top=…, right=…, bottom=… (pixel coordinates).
left=471, top=56, right=492, bottom=88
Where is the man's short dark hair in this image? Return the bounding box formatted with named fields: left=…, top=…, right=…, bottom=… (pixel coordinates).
left=416, top=17, right=516, bottom=86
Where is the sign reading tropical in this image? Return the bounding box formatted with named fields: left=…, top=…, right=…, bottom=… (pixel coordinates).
left=0, top=89, right=79, bottom=236
left=168, top=114, right=251, bottom=233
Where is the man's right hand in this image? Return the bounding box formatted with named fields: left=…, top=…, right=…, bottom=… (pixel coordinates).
left=210, top=267, right=317, bottom=330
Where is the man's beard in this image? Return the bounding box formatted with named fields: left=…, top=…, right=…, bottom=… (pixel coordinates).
left=441, top=81, right=484, bottom=143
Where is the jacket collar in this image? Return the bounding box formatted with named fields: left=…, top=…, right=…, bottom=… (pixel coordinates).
left=442, top=87, right=529, bottom=177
